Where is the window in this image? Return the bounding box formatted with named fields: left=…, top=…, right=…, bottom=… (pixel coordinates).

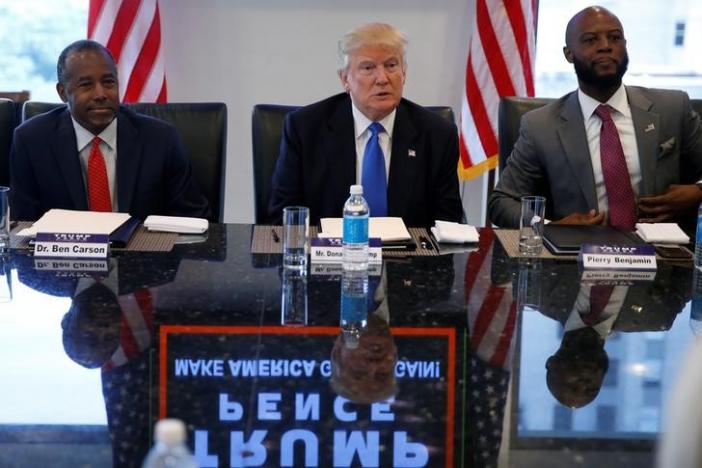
left=645, top=339, right=664, bottom=360
left=0, top=1, right=88, bottom=101
left=603, top=359, right=618, bottom=387
left=642, top=380, right=661, bottom=407
left=674, top=21, right=686, bottom=47
left=553, top=405, right=573, bottom=431
left=596, top=405, right=616, bottom=432
left=535, top=1, right=702, bottom=98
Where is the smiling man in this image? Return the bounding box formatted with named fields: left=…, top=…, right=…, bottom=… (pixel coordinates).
left=10, top=40, right=209, bottom=221
left=488, top=6, right=702, bottom=231
left=268, top=23, right=462, bottom=227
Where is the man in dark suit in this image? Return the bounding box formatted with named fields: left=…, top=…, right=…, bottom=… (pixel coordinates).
left=489, top=6, right=702, bottom=229
left=10, top=39, right=209, bottom=221
left=268, top=22, right=463, bottom=227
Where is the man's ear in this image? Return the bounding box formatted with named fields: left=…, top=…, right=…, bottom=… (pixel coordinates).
left=338, top=70, right=350, bottom=92
left=56, top=83, right=68, bottom=103
left=563, top=46, right=574, bottom=64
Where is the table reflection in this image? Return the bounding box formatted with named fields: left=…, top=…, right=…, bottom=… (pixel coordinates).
left=1, top=224, right=699, bottom=468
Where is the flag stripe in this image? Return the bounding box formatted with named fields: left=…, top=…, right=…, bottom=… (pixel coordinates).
left=476, top=0, right=516, bottom=97
left=123, top=9, right=160, bottom=101
left=105, top=0, right=141, bottom=62
left=89, top=0, right=167, bottom=103
left=87, top=0, right=107, bottom=37
left=459, top=0, right=537, bottom=180
left=504, top=0, right=535, bottom=95
left=465, top=59, right=499, bottom=161
left=90, top=0, right=122, bottom=45
left=488, top=301, right=516, bottom=367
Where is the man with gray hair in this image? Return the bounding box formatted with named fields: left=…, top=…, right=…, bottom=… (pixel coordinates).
left=268, top=22, right=462, bottom=226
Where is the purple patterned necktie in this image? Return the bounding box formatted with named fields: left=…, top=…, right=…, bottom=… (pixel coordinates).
left=594, top=104, right=637, bottom=230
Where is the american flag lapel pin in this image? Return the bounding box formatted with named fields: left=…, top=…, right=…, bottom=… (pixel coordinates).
left=645, top=123, right=655, bottom=132
left=408, top=149, right=416, bottom=157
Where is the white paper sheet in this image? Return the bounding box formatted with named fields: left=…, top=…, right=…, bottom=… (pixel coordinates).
left=17, top=209, right=131, bottom=237
left=144, top=215, right=208, bottom=234
left=318, top=217, right=411, bottom=241
left=635, top=223, right=689, bottom=244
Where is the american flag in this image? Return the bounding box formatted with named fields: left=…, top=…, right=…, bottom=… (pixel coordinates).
left=102, top=288, right=155, bottom=371
left=465, top=230, right=517, bottom=466
left=458, top=0, right=538, bottom=180
left=88, top=0, right=168, bottom=103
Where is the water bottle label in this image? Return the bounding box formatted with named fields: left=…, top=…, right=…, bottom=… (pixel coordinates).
left=341, top=295, right=367, bottom=321
left=343, top=217, right=368, bottom=243
left=697, top=215, right=702, bottom=243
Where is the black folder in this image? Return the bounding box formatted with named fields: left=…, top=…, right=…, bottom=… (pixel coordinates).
left=543, top=224, right=642, bottom=255
left=109, top=217, right=140, bottom=248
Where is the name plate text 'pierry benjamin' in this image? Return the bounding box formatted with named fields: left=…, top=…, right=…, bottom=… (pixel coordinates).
left=580, top=244, right=657, bottom=271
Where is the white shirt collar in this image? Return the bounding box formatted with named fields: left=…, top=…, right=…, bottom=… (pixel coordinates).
left=71, top=115, right=118, bottom=152
left=351, top=101, right=396, bottom=139
left=578, top=83, right=631, bottom=121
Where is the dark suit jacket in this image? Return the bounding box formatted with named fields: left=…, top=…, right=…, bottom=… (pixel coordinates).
left=489, top=86, right=702, bottom=228
left=10, top=106, right=209, bottom=221
left=268, top=93, right=463, bottom=227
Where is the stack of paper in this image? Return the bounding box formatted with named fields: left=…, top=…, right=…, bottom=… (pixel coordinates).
left=318, top=217, right=411, bottom=241
left=17, top=209, right=131, bottom=237
left=635, top=223, right=689, bottom=244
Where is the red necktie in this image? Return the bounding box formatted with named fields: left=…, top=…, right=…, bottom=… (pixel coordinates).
left=88, top=137, right=112, bottom=212
left=594, top=105, right=637, bottom=230
left=582, top=284, right=614, bottom=326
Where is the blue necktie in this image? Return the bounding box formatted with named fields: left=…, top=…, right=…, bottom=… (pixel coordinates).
left=362, top=122, right=387, bottom=217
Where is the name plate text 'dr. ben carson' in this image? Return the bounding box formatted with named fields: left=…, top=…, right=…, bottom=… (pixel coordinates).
left=579, top=244, right=657, bottom=271
left=33, top=233, right=109, bottom=259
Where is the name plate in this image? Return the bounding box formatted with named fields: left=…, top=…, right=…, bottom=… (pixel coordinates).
left=34, top=232, right=109, bottom=259
left=34, top=258, right=109, bottom=276
left=581, top=269, right=657, bottom=283
left=579, top=244, right=657, bottom=270
left=310, top=237, right=382, bottom=264
left=310, top=263, right=383, bottom=276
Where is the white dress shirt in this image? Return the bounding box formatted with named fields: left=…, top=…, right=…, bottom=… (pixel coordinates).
left=564, top=283, right=629, bottom=338
left=351, top=103, right=396, bottom=185
left=72, top=117, right=118, bottom=211
left=578, top=84, right=641, bottom=214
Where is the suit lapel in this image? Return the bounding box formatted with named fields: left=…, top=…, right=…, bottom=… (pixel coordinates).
left=54, top=109, right=89, bottom=210
left=388, top=102, right=418, bottom=218
left=626, top=87, right=658, bottom=197
left=557, top=93, right=598, bottom=210
left=116, top=108, right=141, bottom=213
left=324, top=97, right=356, bottom=205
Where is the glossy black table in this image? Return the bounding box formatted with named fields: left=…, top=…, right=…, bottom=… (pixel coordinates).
left=0, top=225, right=697, bottom=468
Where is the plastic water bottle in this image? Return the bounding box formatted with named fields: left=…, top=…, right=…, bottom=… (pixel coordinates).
left=142, top=419, right=198, bottom=468
left=340, top=269, right=369, bottom=348
left=691, top=269, right=702, bottom=335
left=695, top=203, right=702, bottom=269
left=342, top=185, right=369, bottom=271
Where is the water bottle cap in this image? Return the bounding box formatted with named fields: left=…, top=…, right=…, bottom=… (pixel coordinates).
left=350, top=185, right=363, bottom=195
left=342, top=330, right=360, bottom=349
left=154, top=418, right=187, bottom=445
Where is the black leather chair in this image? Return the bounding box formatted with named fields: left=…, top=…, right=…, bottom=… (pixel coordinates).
left=497, top=96, right=554, bottom=173
left=22, top=101, right=227, bottom=222
left=251, top=104, right=456, bottom=224
left=0, top=98, right=18, bottom=187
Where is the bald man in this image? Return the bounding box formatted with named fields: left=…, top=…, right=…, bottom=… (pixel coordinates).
left=489, top=6, right=702, bottom=230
